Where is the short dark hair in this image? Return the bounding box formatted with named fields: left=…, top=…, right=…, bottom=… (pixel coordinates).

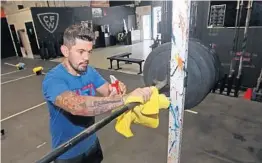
left=63, top=23, right=94, bottom=48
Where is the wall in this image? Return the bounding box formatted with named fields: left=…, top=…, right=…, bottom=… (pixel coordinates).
left=1, top=7, right=6, bottom=17
left=195, top=1, right=262, bottom=88
left=109, top=1, right=133, bottom=7
left=1, top=8, right=16, bottom=59
left=136, top=5, right=151, bottom=29
left=135, top=5, right=152, bottom=40
left=2, top=1, right=111, bottom=15
left=151, top=1, right=162, bottom=39
left=138, top=1, right=152, bottom=7
left=31, top=7, right=75, bottom=43
left=160, top=0, right=172, bottom=43
left=92, top=6, right=135, bottom=35
left=90, top=0, right=109, bottom=7
left=2, top=1, right=44, bottom=15
left=1, top=1, right=91, bottom=15
left=31, top=6, right=135, bottom=43
left=6, top=8, right=35, bottom=58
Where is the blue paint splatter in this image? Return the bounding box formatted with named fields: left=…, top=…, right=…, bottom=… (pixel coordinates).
left=169, top=140, right=176, bottom=153
left=172, top=34, right=176, bottom=45
left=171, top=65, right=178, bottom=77
left=168, top=129, right=179, bottom=153
left=168, top=104, right=181, bottom=154
left=170, top=104, right=180, bottom=129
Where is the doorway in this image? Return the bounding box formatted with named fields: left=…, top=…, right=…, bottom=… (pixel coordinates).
left=153, top=6, right=162, bottom=40
left=142, top=15, right=152, bottom=40
left=9, top=24, right=22, bottom=57
left=17, top=29, right=29, bottom=56
left=1, top=18, right=16, bottom=59
left=25, top=22, right=39, bottom=54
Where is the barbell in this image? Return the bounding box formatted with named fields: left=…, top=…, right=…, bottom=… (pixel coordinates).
left=143, top=38, right=223, bottom=109
left=36, top=79, right=168, bottom=163
left=36, top=38, right=222, bottom=162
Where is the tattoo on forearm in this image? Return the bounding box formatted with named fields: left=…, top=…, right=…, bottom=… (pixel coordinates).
left=55, top=91, right=124, bottom=116
left=79, top=98, right=124, bottom=116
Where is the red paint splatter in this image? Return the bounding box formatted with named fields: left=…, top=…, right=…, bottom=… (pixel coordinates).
left=176, top=55, right=184, bottom=71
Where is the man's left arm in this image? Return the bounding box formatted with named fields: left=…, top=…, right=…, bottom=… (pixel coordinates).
left=97, top=81, right=126, bottom=97
left=91, top=68, right=126, bottom=97
left=96, top=82, right=111, bottom=97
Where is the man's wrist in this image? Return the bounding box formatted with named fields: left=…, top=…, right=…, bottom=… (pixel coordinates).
left=121, top=94, right=129, bottom=105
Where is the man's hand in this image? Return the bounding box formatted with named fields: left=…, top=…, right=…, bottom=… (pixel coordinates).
left=124, top=87, right=152, bottom=103
left=119, top=81, right=127, bottom=95
left=109, top=81, right=127, bottom=96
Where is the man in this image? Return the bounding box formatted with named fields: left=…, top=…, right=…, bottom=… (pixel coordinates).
left=42, top=23, right=152, bottom=163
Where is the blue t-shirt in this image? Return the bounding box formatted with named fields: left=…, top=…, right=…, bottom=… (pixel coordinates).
left=42, top=64, right=106, bottom=159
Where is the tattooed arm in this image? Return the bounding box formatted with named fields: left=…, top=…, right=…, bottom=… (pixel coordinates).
left=55, top=91, right=125, bottom=116
left=54, top=85, right=153, bottom=117
left=42, top=75, right=152, bottom=117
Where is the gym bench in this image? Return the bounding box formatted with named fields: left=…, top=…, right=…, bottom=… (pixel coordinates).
left=107, top=52, right=132, bottom=69
left=114, top=57, right=144, bottom=74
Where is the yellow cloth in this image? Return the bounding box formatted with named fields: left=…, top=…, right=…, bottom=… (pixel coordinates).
left=114, top=87, right=170, bottom=138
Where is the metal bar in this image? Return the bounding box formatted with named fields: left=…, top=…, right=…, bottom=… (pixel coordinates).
left=237, top=0, right=253, bottom=78
left=36, top=80, right=167, bottom=163
left=255, top=68, right=262, bottom=92
left=161, top=0, right=172, bottom=44
left=167, top=0, right=190, bottom=162
left=229, top=0, right=243, bottom=76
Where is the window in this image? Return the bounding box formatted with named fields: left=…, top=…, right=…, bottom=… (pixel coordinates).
left=208, top=1, right=262, bottom=27
left=17, top=5, right=24, bottom=10
left=208, top=4, right=226, bottom=27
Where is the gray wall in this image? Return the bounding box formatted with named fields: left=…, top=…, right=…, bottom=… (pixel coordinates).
left=195, top=1, right=262, bottom=88
left=31, top=6, right=135, bottom=42
left=92, top=6, right=135, bottom=35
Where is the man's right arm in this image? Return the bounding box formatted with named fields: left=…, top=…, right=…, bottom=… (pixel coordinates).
left=54, top=91, right=125, bottom=116
left=42, top=76, right=152, bottom=117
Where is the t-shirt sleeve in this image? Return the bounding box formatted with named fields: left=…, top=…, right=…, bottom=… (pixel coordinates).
left=42, top=76, right=70, bottom=104
left=89, top=67, right=107, bottom=89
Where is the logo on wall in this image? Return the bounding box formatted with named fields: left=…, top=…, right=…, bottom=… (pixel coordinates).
left=37, top=12, right=59, bottom=33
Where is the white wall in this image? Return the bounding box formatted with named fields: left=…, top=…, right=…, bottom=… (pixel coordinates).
left=6, top=8, right=36, bottom=58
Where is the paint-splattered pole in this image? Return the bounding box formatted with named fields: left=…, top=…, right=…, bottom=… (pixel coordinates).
left=168, top=0, right=191, bottom=163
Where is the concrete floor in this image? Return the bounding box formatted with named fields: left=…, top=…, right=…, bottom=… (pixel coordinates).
left=1, top=54, right=262, bottom=163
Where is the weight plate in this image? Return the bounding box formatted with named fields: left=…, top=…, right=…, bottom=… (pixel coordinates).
left=187, top=40, right=212, bottom=109
left=143, top=39, right=221, bottom=109
left=193, top=40, right=215, bottom=92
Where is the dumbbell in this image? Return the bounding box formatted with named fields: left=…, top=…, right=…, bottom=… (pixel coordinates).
left=15, top=62, right=25, bottom=70
left=33, top=66, right=44, bottom=75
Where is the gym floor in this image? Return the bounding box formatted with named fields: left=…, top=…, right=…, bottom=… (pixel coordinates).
left=1, top=55, right=262, bottom=163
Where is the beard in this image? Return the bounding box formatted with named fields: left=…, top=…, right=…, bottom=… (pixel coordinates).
left=68, top=59, right=89, bottom=74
